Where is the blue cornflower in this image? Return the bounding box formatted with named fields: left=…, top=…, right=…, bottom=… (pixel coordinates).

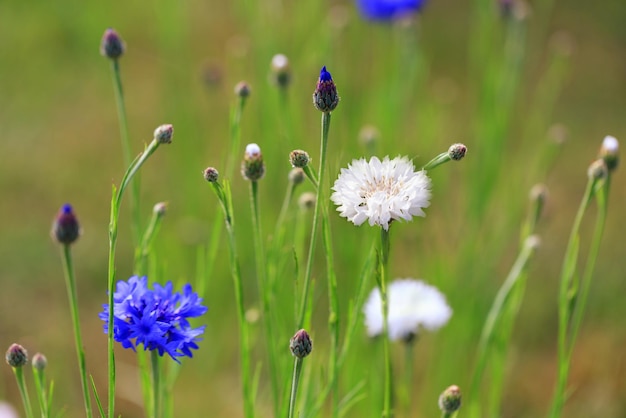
left=99, top=276, right=208, bottom=362
left=356, top=0, right=426, bottom=21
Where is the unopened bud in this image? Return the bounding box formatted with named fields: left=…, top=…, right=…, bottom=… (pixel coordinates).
left=5, top=344, right=28, bottom=368
left=438, top=385, right=462, bottom=414
left=234, top=81, right=251, bottom=99
left=289, top=168, right=305, bottom=185
left=242, top=144, right=265, bottom=181
left=32, top=353, right=47, bottom=372
left=448, top=143, right=467, bottom=161
left=289, top=329, right=313, bottom=359
left=154, top=124, right=173, bottom=144
left=52, top=204, right=80, bottom=245
left=599, top=135, right=619, bottom=172
left=313, top=66, right=339, bottom=113
left=290, top=150, right=310, bottom=168
left=203, top=167, right=219, bottom=183
left=270, top=54, right=291, bottom=88
left=298, top=192, right=316, bottom=210
left=100, top=28, right=125, bottom=59
left=153, top=202, right=168, bottom=216
left=587, top=159, right=608, bottom=181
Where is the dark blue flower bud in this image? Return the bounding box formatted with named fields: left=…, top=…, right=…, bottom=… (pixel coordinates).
left=313, top=66, right=339, bottom=113
left=100, top=28, right=125, bottom=59
left=289, top=329, right=313, bottom=359
left=52, top=204, right=80, bottom=245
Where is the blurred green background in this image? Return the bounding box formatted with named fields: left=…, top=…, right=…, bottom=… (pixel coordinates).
left=1, top=0, right=625, bottom=417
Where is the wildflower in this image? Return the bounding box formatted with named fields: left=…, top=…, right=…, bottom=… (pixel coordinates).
left=438, top=385, right=462, bottom=414
left=448, top=143, right=467, bottom=161
left=5, top=344, right=28, bottom=368
left=241, top=143, right=265, bottom=181
left=289, top=168, right=305, bottom=185
left=363, top=279, right=451, bottom=341
left=290, top=329, right=313, bottom=358
left=100, top=28, right=125, bottom=59
left=331, top=156, right=431, bottom=231
left=52, top=204, right=81, bottom=245
left=153, top=202, right=168, bottom=216
left=298, top=192, right=316, bottom=210
left=313, top=66, right=339, bottom=113
left=356, top=0, right=426, bottom=21
left=99, top=276, right=207, bottom=362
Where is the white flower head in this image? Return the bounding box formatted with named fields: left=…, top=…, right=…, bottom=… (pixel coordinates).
left=331, top=156, right=431, bottom=231
left=363, top=279, right=452, bottom=341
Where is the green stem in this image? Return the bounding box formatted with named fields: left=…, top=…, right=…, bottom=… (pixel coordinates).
left=402, top=342, right=414, bottom=416
left=297, top=111, right=331, bottom=329
left=287, top=358, right=304, bottom=418
left=13, top=367, right=34, bottom=418
left=422, top=152, right=451, bottom=171
left=60, top=245, right=93, bottom=418
left=134, top=205, right=166, bottom=276
left=549, top=175, right=598, bottom=418
left=110, top=59, right=140, bottom=245
left=32, top=366, right=49, bottom=418
left=107, top=139, right=162, bottom=418
left=379, top=228, right=393, bottom=418
left=151, top=351, right=161, bottom=418
left=209, top=181, right=254, bottom=418
left=249, top=181, right=279, bottom=415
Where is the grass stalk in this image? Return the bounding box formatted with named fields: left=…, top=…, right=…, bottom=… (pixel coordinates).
left=379, top=228, right=393, bottom=418
left=13, top=367, right=34, bottom=418
left=287, top=357, right=304, bottom=418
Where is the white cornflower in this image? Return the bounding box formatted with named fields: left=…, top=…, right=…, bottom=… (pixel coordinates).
left=363, top=279, right=452, bottom=341
left=331, top=156, right=431, bottom=231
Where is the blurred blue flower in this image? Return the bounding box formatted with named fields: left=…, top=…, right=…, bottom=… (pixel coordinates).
left=356, top=0, right=426, bottom=21
left=99, top=276, right=207, bottom=362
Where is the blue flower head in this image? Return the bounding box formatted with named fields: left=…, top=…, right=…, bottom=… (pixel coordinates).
left=356, top=0, right=426, bottom=21
left=100, top=276, right=208, bottom=362
left=313, top=66, right=339, bottom=113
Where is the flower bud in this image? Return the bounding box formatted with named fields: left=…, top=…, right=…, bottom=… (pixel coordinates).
left=52, top=204, right=80, bottom=245
left=298, top=192, right=316, bottom=210
left=448, top=143, right=467, bottom=161
left=153, top=202, right=168, bottom=216
left=203, top=167, right=219, bottom=183
left=100, top=28, right=125, bottom=59
left=313, top=66, right=339, bottom=113
left=270, top=54, right=291, bottom=88
left=154, top=124, right=174, bottom=144
left=32, top=353, right=47, bottom=372
left=359, top=125, right=380, bottom=149
left=289, top=150, right=310, bottom=168
left=289, top=168, right=305, bottom=185
left=5, top=344, right=28, bottom=368
left=598, top=135, right=619, bottom=172
left=289, top=329, right=313, bottom=359
left=234, top=81, right=251, bottom=99
left=587, top=159, right=608, bottom=181
left=438, top=385, right=461, bottom=414
left=242, top=144, right=265, bottom=181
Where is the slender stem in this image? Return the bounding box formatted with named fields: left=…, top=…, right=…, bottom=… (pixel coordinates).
left=297, top=111, right=331, bottom=329
left=134, top=207, right=165, bottom=276
left=32, top=366, right=49, bottom=418
left=287, top=358, right=304, bottom=418
left=151, top=351, right=161, bottom=418
left=422, top=152, right=451, bottom=171
left=110, top=59, right=140, bottom=245
left=549, top=176, right=597, bottom=418
left=209, top=181, right=254, bottom=418
left=60, top=245, right=93, bottom=418
left=379, top=228, right=393, bottom=418
left=441, top=412, right=458, bottom=418
left=249, top=181, right=279, bottom=414
left=403, top=342, right=414, bottom=415
left=13, top=367, right=34, bottom=418
left=107, top=139, right=162, bottom=418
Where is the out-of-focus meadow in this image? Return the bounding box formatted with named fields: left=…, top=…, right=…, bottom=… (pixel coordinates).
left=1, top=0, right=625, bottom=417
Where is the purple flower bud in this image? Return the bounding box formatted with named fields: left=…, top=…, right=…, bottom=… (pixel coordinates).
left=100, top=28, right=125, bottom=59
left=5, top=344, right=28, bottom=368
left=32, top=353, right=47, bottom=372
left=313, top=66, right=339, bottom=113
left=438, top=385, right=462, bottom=414
left=241, top=144, right=265, bottom=181
left=289, top=329, right=313, bottom=359
left=447, top=143, right=467, bottom=161
left=203, top=167, right=219, bottom=183
left=52, top=204, right=80, bottom=245
left=154, top=124, right=174, bottom=144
